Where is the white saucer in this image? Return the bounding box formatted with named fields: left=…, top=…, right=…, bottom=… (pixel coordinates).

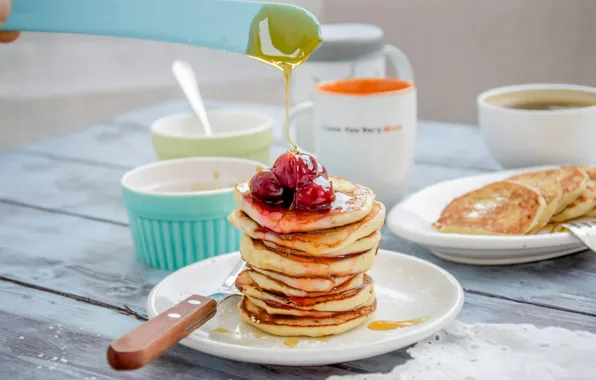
left=147, top=250, right=464, bottom=366
left=387, top=167, right=586, bottom=265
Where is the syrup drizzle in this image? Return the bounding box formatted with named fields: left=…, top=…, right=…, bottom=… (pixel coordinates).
left=282, top=65, right=297, bottom=151
left=368, top=317, right=427, bottom=331
left=211, top=328, right=230, bottom=333
left=283, top=338, right=300, bottom=347
left=246, top=4, right=322, bottom=151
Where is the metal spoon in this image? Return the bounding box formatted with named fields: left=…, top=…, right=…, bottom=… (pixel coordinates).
left=172, top=60, right=213, bottom=136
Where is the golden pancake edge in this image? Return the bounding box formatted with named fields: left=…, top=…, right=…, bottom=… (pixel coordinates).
left=228, top=201, right=385, bottom=255
left=433, top=180, right=546, bottom=235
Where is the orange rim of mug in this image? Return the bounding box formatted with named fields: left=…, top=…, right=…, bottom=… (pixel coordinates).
left=316, top=78, right=415, bottom=96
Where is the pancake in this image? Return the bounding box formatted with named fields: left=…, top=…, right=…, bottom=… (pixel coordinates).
left=551, top=224, right=568, bottom=233
left=262, top=230, right=380, bottom=258
left=234, top=175, right=375, bottom=234
left=248, top=292, right=375, bottom=318
left=583, top=167, right=596, bottom=217
left=248, top=269, right=364, bottom=297
left=536, top=223, right=556, bottom=234
left=542, top=216, right=596, bottom=233
left=238, top=296, right=377, bottom=337
left=548, top=166, right=588, bottom=213
left=250, top=266, right=359, bottom=293
left=551, top=177, right=596, bottom=223
left=228, top=202, right=385, bottom=255
left=433, top=180, right=546, bottom=235
left=508, top=169, right=563, bottom=233
left=236, top=270, right=374, bottom=313
left=240, top=235, right=378, bottom=277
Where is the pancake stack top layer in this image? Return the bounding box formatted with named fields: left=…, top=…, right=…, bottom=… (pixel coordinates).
left=433, top=165, right=596, bottom=235
left=228, top=169, right=386, bottom=337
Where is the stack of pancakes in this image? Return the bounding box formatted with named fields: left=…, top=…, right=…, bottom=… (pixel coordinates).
left=433, top=166, right=596, bottom=235
left=228, top=176, right=386, bottom=337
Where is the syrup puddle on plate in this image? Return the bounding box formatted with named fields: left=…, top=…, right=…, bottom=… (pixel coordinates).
left=368, top=317, right=427, bottom=331
left=211, top=328, right=231, bottom=333
left=283, top=338, right=300, bottom=347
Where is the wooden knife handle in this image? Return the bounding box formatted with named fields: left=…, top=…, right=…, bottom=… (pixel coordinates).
left=107, top=295, right=217, bottom=370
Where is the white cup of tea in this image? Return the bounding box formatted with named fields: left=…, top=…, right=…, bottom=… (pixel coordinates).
left=291, top=78, right=417, bottom=208
left=478, top=83, right=596, bottom=169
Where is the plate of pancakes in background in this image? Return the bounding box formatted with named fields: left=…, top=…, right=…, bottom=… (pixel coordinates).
left=388, top=165, right=596, bottom=265
left=147, top=151, right=464, bottom=365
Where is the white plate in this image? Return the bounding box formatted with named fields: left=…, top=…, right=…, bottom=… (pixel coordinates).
left=147, top=250, right=464, bottom=366
left=387, top=166, right=586, bottom=265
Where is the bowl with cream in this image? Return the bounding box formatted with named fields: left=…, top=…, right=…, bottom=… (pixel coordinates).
left=121, top=157, right=266, bottom=270
left=150, top=109, right=274, bottom=165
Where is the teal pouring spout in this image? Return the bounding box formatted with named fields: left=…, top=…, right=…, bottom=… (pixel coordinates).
left=1, top=0, right=321, bottom=58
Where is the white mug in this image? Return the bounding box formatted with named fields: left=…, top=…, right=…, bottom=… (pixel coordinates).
left=291, top=23, right=414, bottom=153
left=478, top=84, right=596, bottom=169
left=291, top=78, right=417, bottom=209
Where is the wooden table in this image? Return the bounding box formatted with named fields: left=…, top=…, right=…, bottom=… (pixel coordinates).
left=1, top=100, right=595, bottom=380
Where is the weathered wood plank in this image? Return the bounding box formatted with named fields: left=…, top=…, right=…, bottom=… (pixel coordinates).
left=0, top=202, right=163, bottom=314
left=21, top=123, right=156, bottom=169
left=19, top=123, right=287, bottom=170
left=0, top=151, right=595, bottom=316
left=0, top=152, right=129, bottom=223
left=414, top=122, right=500, bottom=170
left=22, top=100, right=498, bottom=171
left=3, top=99, right=595, bottom=377
left=0, top=151, right=483, bottom=225
left=1, top=196, right=596, bottom=327
left=0, top=282, right=354, bottom=380
left=3, top=282, right=595, bottom=378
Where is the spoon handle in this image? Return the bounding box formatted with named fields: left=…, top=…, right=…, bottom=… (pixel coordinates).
left=2, top=0, right=264, bottom=55
left=107, top=295, right=216, bottom=370
left=172, top=60, right=213, bottom=136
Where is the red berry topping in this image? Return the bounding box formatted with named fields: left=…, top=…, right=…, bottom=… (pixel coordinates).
left=273, top=151, right=329, bottom=190
left=265, top=150, right=334, bottom=209
left=272, top=151, right=299, bottom=189
left=249, top=169, right=283, bottom=203
left=317, top=162, right=328, bottom=179
left=293, top=175, right=336, bottom=210
left=296, top=153, right=320, bottom=187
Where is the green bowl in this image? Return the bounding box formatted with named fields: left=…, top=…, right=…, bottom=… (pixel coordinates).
left=121, top=157, right=266, bottom=270
left=150, top=110, right=274, bottom=165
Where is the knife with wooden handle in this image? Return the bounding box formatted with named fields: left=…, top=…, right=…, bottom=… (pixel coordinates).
left=107, top=260, right=244, bottom=370
left=107, top=295, right=217, bottom=370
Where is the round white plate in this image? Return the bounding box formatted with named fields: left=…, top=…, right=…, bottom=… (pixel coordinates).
left=147, top=250, right=464, bottom=366
left=387, top=166, right=586, bottom=265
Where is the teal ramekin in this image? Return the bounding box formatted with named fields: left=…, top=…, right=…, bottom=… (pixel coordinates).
left=121, top=157, right=266, bottom=270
